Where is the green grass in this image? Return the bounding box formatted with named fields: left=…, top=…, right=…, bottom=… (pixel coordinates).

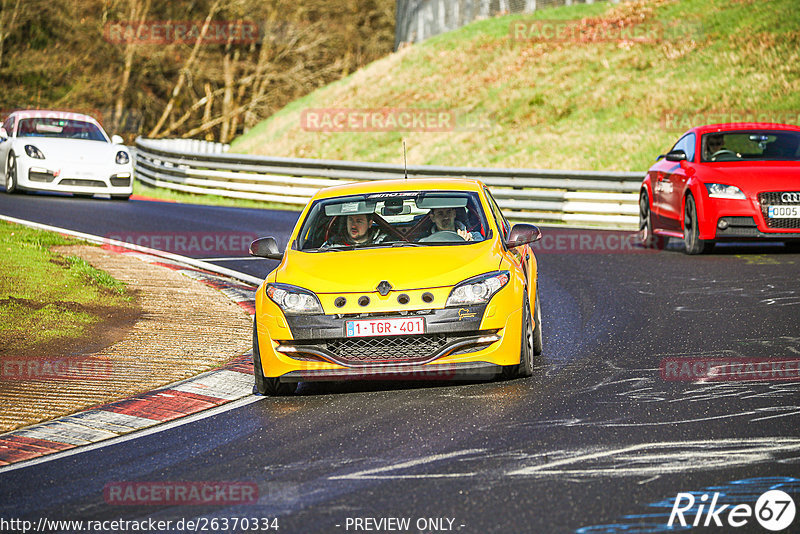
left=0, top=220, right=136, bottom=354
left=230, top=0, right=800, bottom=172
left=133, top=180, right=296, bottom=212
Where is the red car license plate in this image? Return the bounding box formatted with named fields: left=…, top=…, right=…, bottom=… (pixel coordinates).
left=345, top=317, right=425, bottom=337
left=768, top=205, right=800, bottom=218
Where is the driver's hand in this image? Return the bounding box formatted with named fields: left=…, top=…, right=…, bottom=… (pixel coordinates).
left=457, top=228, right=473, bottom=241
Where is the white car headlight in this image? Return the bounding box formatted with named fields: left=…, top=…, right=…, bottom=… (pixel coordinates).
left=705, top=183, right=746, bottom=199
left=25, top=145, right=45, bottom=159
left=116, top=150, right=130, bottom=165
left=446, top=271, right=510, bottom=307
left=266, top=283, right=323, bottom=315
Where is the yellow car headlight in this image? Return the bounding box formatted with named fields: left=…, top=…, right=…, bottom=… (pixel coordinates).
left=266, top=283, right=323, bottom=315
left=446, top=271, right=509, bottom=307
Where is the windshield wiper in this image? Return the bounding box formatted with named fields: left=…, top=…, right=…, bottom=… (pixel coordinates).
left=307, top=247, right=346, bottom=252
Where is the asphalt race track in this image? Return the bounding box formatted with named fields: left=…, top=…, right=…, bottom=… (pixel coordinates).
left=1, top=192, right=799, bottom=533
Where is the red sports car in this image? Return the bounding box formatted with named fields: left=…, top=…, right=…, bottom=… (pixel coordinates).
left=640, top=123, right=800, bottom=254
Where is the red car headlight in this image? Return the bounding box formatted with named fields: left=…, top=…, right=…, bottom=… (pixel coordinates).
left=705, top=183, right=746, bottom=200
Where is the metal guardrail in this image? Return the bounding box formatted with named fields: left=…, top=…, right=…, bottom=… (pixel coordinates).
left=134, top=137, right=643, bottom=228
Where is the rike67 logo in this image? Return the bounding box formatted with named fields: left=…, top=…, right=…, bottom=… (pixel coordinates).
left=669, top=490, right=795, bottom=531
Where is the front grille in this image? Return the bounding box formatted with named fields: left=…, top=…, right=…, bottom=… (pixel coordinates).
left=28, top=170, right=55, bottom=183
left=451, top=344, right=486, bottom=355
left=716, top=216, right=758, bottom=237
left=758, top=192, right=800, bottom=229
left=110, top=175, right=131, bottom=187
left=59, top=179, right=106, bottom=188
left=327, top=334, right=448, bottom=364
left=281, top=330, right=499, bottom=366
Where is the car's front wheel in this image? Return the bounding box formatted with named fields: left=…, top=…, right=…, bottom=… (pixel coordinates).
left=683, top=194, right=710, bottom=255
left=503, top=292, right=534, bottom=379
left=111, top=194, right=131, bottom=201
left=639, top=190, right=666, bottom=249
left=532, top=289, right=543, bottom=357
left=5, top=154, right=18, bottom=194
left=252, top=317, right=295, bottom=396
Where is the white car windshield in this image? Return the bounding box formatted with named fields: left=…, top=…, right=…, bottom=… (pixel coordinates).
left=16, top=118, right=107, bottom=142
left=295, top=191, right=491, bottom=251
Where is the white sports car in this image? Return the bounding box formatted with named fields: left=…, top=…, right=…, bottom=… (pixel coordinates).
left=0, top=110, right=133, bottom=200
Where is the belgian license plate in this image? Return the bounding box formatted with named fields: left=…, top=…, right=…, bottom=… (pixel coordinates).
left=345, top=317, right=425, bottom=337
left=768, top=205, right=800, bottom=218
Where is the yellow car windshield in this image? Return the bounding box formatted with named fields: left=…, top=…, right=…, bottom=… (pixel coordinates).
left=296, top=191, right=490, bottom=250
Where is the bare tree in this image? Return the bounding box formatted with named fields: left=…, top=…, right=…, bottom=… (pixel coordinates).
left=112, top=0, right=152, bottom=131
left=148, top=0, right=222, bottom=138
left=0, top=0, right=394, bottom=141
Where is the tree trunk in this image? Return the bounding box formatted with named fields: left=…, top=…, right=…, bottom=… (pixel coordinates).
left=203, top=83, right=214, bottom=141
left=148, top=0, right=221, bottom=138
left=219, top=48, right=237, bottom=143
left=113, top=0, right=151, bottom=133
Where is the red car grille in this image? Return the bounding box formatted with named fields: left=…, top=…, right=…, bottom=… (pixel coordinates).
left=758, top=192, right=800, bottom=229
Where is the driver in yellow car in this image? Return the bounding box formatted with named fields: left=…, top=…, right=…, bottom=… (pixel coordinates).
left=428, top=207, right=481, bottom=241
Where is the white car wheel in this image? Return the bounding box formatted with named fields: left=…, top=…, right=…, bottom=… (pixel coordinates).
left=5, top=154, right=18, bottom=194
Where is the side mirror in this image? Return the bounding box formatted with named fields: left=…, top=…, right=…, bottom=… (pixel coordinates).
left=665, top=149, right=687, bottom=162
left=506, top=223, right=542, bottom=248
left=111, top=134, right=124, bottom=145
left=249, top=237, right=283, bottom=260
left=0, top=127, right=8, bottom=140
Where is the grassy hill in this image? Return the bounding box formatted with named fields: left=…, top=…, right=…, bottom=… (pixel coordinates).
left=231, top=0, right=800, bottom=172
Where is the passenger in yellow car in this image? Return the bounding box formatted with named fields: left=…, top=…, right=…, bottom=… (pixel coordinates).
left=428, top=208, right=482, bottom=241
left=324, top=213, right=385, bottom=247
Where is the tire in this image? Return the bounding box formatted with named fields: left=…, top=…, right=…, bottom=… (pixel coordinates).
left=74, top=194, right=94, bottom=199
left=5, top=153, right=18, bottom=194
left=252, top=317, right=295, bottom=396
left=503, top=291, right=534, bottom=379
left=111, top=194, right=131, bottom=201
left=639, top=190, right=666, bottom=249
left=532, top=289, right=543, bottom=357
left=683, top=194, right=709, bottom=255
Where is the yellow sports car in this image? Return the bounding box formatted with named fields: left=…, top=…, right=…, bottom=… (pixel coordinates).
left=249, top=178, right=543, bottom=395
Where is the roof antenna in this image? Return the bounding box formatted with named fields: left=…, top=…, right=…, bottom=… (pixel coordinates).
left=403, top=140, right=408, bottom=181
